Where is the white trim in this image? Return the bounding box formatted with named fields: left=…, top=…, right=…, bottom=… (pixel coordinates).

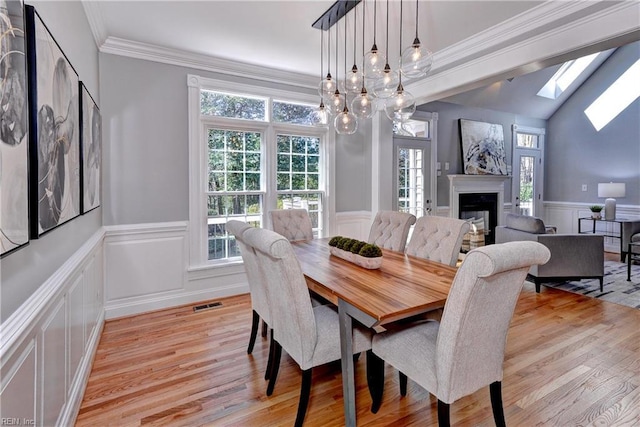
left=103, top=37, right=317, bottom=89
left=96, top=2, right=639, bottom=104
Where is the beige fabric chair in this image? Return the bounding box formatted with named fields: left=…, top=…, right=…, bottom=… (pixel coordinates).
left=368, top=211, right=417, bottom=252
left=367, top=241, right=551, bottom=426
left=243, top=226, right=372, bottom=427
left=405, top=216, right=471, bottom=266
left=226, top=221, right=271, bottom=356
left=269, top=209, right=314, bottom=242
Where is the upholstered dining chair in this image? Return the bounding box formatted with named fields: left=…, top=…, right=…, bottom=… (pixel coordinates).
left=226, top=221, right=272, bottom=358
left=243, top=226, right=372, bottom=427
left=269, top=208, right=314, bottom=242
left=368, top=211, right=417, bottom=252
left=405, top=216, right=471, bottom=266
left=366, top=241, right=551, bottom=426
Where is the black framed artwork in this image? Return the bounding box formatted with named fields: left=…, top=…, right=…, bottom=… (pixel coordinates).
left=25, top=5, right=80, bottom=238
left=0, top=0, right=30, bottom=257
left=79, top=81, right=101, bottom=213
left=459, top=119, right=508, bottom=176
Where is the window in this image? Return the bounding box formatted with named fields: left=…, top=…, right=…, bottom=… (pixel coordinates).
left=188, top=75, right=332, bottom=265
left=537, top=53, right=599, bottom=99
left=584, top=58, right=640, bottom=131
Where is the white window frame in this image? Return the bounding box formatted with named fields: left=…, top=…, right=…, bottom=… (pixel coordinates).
left=187, top=74, right=334, bottom=268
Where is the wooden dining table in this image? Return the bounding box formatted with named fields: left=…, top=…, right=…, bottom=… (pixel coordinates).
left=291, top=238, right=458, bottom=427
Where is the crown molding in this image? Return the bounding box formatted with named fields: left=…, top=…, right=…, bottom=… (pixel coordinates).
left=81, top=0, right=107, bottom=48
left=95, top=0, right=638, bottom=98
left=407, top=0, right=640, bottom=103
left=100, top=37, right=318, bottom=90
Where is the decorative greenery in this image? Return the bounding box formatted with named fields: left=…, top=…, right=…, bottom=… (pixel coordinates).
left=349, top=241, right=366, bottom=254
left=358, top=244, right=383, bottom=258
left=328, top=236, right=382, bottom=258
left=328, top=236, right=342, bottom=247
left=589, top=205, right=603, bottom=212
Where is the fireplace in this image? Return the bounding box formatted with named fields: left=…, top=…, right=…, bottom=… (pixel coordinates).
left=448, top=174, right=511, bottom=248
left=459, top=193, right=498, bottom=247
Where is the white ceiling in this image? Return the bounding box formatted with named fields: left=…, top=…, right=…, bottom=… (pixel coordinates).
left=84, top=0, right=542, bottom=78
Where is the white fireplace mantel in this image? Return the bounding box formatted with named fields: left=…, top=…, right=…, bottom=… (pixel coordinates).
left=448, top=174, right=512, bottom=224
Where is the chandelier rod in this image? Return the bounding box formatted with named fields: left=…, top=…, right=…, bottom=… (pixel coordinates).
left=312, top=0, right=361, bottom=30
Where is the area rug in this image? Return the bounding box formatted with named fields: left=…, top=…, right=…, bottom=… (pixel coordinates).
left=536, top=261, right=640, bottom=309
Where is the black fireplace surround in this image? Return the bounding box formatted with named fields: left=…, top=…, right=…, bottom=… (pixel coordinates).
left=458, top=193, right=498, bottom=245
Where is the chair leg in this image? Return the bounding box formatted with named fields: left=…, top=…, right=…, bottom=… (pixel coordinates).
left=490, top=381, right=506, bottom=427
left=265, top=329, right=274, bottom=380
left=261, top=319, right=268, bottom=337
left=534, top=279, right=541, bottom=293
left=366, top=350, right=385, bottom=414
left=399, top=371, right=408, bottom=396
left=247, top=310, right=260, bottom=354
left=266, top=341, right=282, bottom=396
left=437, top=400, right=450, bottom=427
left=294, top=369, right=313, bottom=427
left=598, top=277, right=604, bottom=292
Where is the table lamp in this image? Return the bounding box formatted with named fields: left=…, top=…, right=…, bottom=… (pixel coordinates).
left=598, top=182, right=625, bottom=220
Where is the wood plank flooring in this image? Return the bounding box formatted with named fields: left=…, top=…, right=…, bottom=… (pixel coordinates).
left=77, top=278, right=640, bottom=426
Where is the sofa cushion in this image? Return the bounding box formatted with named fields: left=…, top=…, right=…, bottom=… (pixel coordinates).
left=505, top=213, right=547, bottom=234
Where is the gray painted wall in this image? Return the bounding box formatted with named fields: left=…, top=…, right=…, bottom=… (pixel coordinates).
left=545, top=41, right=640, bottom=205
left=417, top=101, right=546, bottom=206
left=99, top=53, right=371, bottom=226
left=1, top=1, right=100, bottom=322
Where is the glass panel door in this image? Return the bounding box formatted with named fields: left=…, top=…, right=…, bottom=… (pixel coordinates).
left=513, top=151, right=541, bottom=217
left=393, top=137, right=431, bottom=218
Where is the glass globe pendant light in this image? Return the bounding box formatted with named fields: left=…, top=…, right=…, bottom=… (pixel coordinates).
left=312, top=24, right=330, bottom=126
left=363, top=0, right=385, bottom=80
left=328, top=23, right=345, bottom=115
left=385, top=0, right=416, bottom=123
left=351, top=1, right=375, bottom=119
left=399, top=0, right=433, bottom=78
left=371, top=0, right=398, bottom=99
left=335, top=13, right=357, bottom=135
left=318, top=22, right=336, bottom=100
left=344, top=9, right=363, bottom=94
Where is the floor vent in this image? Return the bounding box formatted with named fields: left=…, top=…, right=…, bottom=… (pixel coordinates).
left=193, top=301, right=223, bottom=312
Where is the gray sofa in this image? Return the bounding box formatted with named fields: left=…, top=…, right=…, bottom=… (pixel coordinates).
left=495, top=213, right=604, bottom=293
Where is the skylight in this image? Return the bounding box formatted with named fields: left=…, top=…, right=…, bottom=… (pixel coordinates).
left=537, top=53, right=599, bottom=99
left=584, top=58, right=640, bottom=131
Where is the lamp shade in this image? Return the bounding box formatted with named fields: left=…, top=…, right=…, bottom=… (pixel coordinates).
left=598, top=183, right=626, bottom=198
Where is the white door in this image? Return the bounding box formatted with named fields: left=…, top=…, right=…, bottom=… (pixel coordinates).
left=393, top=136, right=432, bottom=218
left=512, top=125, right=545, bottom=217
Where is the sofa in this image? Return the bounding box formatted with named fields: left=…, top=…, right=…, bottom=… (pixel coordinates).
left=495, top=213, right=604, bottom=293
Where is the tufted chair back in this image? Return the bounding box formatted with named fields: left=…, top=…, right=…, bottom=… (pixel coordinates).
left=405, top=216, right=470, bottom=266
left=368, top=211, right=417, bottom=252
left=269, top=209, right=314, bottom=242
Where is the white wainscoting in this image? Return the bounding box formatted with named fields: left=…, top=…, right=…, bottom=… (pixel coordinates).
left=334, top=211, right=372, bottom=241
left=0, top=229, right=105, bottom=427
left=104, top=221, right=249, bottom=319
left=544, top=201, right=640, bottom=253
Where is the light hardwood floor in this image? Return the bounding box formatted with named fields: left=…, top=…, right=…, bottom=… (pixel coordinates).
left=77, top=276, right=640, bottom=426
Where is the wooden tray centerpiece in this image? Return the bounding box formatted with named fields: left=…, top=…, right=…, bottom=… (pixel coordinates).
left=328, top=236, right=383, bottom=269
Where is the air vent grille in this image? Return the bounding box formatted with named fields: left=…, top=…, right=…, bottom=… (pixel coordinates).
left=193, top=301, right=223, bottom=312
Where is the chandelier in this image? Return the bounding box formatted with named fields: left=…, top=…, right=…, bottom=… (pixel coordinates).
left=312, top=0, right=433, bottom=134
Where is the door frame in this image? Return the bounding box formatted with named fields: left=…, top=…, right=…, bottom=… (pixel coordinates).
left=511, top=124, right=545, bottom=217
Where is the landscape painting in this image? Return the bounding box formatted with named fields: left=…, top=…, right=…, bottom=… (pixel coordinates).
left=80, top=82, right=101, bottom=213
left=0, top=0, right=29, bottom=256
left=26, top=5, right=80, bottom=237
left=459, top=119, right=508, bottom=175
